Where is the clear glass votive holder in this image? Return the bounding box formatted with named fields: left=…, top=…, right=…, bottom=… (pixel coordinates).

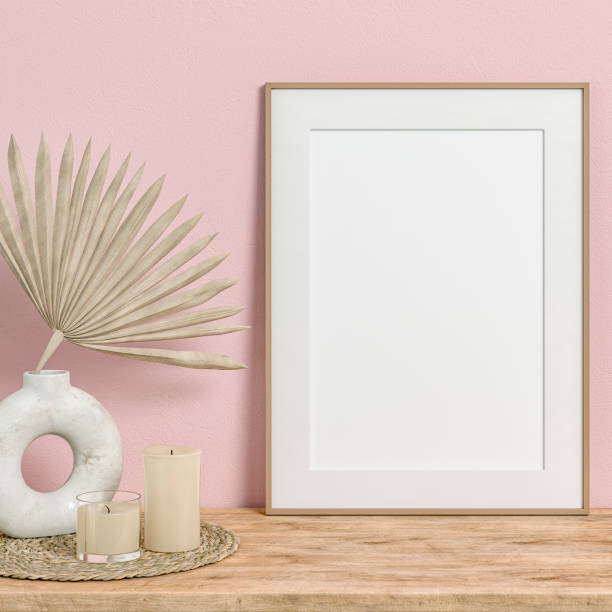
left=76, top=490, right=141, bottom=563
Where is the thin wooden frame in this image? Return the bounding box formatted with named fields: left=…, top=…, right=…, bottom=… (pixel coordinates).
left=265, top=83, right=589, bottom=515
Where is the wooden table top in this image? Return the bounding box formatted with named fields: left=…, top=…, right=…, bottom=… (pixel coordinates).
left=2, top=508, right=612, bottom=611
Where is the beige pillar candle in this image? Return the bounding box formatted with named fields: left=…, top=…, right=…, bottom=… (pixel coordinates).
left=143, top=445, right=201, bottom=552
left=76, top=491, right=141, bottom=562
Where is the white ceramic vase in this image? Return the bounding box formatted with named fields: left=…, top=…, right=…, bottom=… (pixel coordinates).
left=0, top=370, right=122, bottom=538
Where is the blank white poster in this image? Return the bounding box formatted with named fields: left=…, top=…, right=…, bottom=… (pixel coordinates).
left=309, top=129, right=544, bottom=471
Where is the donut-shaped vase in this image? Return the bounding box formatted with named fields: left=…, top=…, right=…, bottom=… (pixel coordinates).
left=0, top=370, right=122, bottom=538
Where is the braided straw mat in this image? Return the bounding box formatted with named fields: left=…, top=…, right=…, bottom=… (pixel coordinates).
left=0, top=520, right=239, bottom=581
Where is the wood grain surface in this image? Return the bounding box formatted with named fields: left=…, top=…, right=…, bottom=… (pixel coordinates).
left=2, top=508, right=612, bottom=611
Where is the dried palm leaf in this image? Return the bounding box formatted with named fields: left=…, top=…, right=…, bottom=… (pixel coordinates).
left=0, top=135, right=247, bottom=373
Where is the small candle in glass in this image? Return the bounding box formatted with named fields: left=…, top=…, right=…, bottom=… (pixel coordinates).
left=76, top=490, right=141, bottom=563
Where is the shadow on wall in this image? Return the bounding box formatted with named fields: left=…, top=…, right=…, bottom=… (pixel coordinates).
left=240, top=86, right=267, bottom=506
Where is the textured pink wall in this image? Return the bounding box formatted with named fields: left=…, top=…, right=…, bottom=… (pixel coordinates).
left=0, top=0, right=611, bottom=506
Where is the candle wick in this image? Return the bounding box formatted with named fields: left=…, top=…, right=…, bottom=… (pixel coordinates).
left=171, top=449, right=174, bottom=455
left=104, top=505, right=110, bottom=513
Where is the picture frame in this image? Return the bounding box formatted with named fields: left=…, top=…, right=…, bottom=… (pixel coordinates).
left=266, top=83, right=589, bottom=515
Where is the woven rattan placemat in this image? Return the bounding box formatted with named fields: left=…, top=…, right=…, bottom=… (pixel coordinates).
left=0, top=520, right=239, bottom=581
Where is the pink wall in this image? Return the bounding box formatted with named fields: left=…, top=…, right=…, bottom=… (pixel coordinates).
left=0, top=0, right=611, bottom=507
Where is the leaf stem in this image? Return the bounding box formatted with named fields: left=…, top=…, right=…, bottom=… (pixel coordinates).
left=34, top=329, right=64, bottom=374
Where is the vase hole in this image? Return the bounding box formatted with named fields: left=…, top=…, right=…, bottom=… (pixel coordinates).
left=21, top=435, right=74, bottom=492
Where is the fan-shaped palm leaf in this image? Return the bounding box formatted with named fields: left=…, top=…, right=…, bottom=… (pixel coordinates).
left=0, top=135, right=247, bottom=373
